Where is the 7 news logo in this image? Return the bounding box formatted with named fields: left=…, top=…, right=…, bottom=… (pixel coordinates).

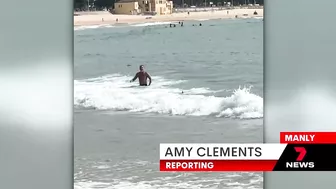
left=285, top=147, right=315, bottom=169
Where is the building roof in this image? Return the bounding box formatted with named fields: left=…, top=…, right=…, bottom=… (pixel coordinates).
left=117, top=0, right=137, bottom=3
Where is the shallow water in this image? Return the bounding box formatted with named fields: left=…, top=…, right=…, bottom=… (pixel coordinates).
left=74, top=18, right=263, bottom=189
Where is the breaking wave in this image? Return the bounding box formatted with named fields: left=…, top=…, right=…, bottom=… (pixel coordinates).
left=74, top=74, right=263, bottom=119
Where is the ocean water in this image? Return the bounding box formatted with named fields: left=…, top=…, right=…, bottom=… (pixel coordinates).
left=74, top=18, right=263, bottom=189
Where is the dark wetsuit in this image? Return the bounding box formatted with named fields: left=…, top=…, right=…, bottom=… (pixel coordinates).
left=132, top=71, right=151, bottom=86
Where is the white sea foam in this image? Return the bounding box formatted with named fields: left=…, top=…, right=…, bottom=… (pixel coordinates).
left=74, top=180, right=217, bottom=189
left=253, top=16, right=264, bottom=19
left=130, top=21, right=175, bottom=27
left=74, top=176, right=262, bottom=189
left=74, top=74, right=263, bottom=119
left=74, top=24, right=114, bottom=31
left=74, top=159, right=263, bottom=189
left=195, top=19, right=210, bottom=21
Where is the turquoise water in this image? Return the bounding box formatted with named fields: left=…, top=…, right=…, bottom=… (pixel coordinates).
left=74, top=18, right=263, bottom=189
left=74, top=18, right=263, bottom=119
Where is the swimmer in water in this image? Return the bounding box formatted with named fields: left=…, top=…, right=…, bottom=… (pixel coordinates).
left=130, top=65, right=152, bottom=86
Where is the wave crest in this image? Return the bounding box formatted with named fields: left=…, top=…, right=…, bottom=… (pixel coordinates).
left=74, top=74, right=263, bottom=119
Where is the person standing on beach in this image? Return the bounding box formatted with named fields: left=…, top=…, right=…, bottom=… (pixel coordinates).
left=130, top=65, right=152, bottom=86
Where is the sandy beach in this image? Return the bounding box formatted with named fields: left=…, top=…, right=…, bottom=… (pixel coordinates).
left=74, top=8, right=263, bottom=26
left=74, top=7, right=263, bottom=188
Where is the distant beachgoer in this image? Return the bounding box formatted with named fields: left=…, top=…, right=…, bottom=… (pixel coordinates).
left=227, top=11, right=229, bottom=14
left=102, top=18, right=104, bottom=22
left=181, top=22, right=184, bottom=27
left=199, top=23, right=202, bottom=26
left=116, top=18, right=119, bottom=22
left=173, top=24, right=176, bottom=27
left=130, top=65, right=152, bottom=86
left=254, top=10, right=258, bottom=15
left=187, top=12, right=190, bottom=15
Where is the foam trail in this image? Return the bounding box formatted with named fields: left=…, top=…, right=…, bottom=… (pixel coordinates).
left=74, top=74, right=263, bottom=119
left=74, top=180, right=219, bottom=189
left=74, top=172, right=262, bottom=189
left=74, top=174, right=262, bottom=189
left=74, top=24, right=114, bottom=31
left=131, top=22, right=176, bottom=27
left=74, top=181, right=222, bottom=189
left=195, top=19, right=210, bottom=21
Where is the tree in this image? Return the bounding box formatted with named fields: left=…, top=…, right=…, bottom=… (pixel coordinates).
left=94, top=0, right=115, bottom=9
left=74, top=0, right=85, bottom=9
